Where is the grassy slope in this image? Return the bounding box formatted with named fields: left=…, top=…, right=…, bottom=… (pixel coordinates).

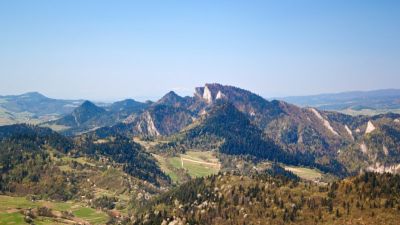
left=284, top=165, right=323, bottom=181
left=0, top=195, right=108, bottom=225
left=153, top=151, right=220, bottom=183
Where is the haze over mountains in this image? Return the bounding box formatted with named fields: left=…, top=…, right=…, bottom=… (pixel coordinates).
left=280, top=89, right=400, bottom=115
left=2, top=87, right=399, bottom=126
left=1, top=83, right=400, bottom=224
left=1, top=83, right=400, bottom=176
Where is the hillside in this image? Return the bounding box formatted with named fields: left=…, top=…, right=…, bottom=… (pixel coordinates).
left=76, top=83, right=400, bottom=178
left=43, top=100, right=109, bottom=134
left=134, top=172, right=400, bottom=225
left=107, top=98, right=149, bottom=121
left=0, top=124, right=170, bottom=223
left=1, top=84, right=400, bottom=224
left=43, top=99, right=150, bottom=135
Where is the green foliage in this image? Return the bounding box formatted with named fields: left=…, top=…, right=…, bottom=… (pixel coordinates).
left=0, top=124, right=76, bottom=200
left=78, top=135, right=170, bottom=185
left=92, top=196, right=118, bottom=210
left=135, top=172, right=400, bottom=225
left=0, top=124, right=169, bottom=203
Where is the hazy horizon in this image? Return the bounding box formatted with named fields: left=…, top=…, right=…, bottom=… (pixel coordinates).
left=2, top=85, right=400, bottom=103
left=1, top=1, right=399, bottom=101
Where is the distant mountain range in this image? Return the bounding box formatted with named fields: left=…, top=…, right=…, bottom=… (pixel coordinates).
left=52, top=83, right=398, bottom=176
left=1, top=84, right=400, bottom=224
left=0, top=92, right=84, bottom=125
left=2, top=88, right=399, bottom=126
left=279, top=89, right=400, bottom=114
left=2, top=85, right=400, bottom=176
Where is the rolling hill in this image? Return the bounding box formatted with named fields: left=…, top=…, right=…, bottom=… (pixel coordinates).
left=0, top=92, right=83, bottom=125
left=280, top=89, right=400, bottom=115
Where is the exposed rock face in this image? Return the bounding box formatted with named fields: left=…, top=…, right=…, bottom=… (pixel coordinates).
left=309, top=108, right=339, bottom=136
left=216, top=90, right=225, bottom=100
left=130, top=105, right=194, bottom=136
left=345, top=125, right=354, bottom=140
left=383, top=145, right=389, bottom=156
left=367, top=163, right=400, bottom=173
left=195, top=84, right=222, bottom=104
left=360, top=143, right=368, bottom=154
left=203, top=86, right=214, bottom=104
left=135, top=111, right=161, bottom=136
left=365, top=121, right=376, bottom=134
left=85, top=83, right=400, bottom=176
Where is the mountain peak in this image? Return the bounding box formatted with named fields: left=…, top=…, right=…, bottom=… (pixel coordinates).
left=20, top=91, right=48, bottom=99
left=157, top=91, right=185, bottom=107
left=112, top=99, right=142, bottom=107
left=195, top=83, right=225, bottom=104
left=80, top=100, right=98, bottom=108
left=164, top=91, right=181, bottom=98
left=194, top=83, right=265, bottom=105
left=109, top=99, right=147, bottom=113
left=73, top=100, right=105, bottom=115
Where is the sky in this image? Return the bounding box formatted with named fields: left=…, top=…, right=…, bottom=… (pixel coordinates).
left=0, top=0, right=399, bottom=101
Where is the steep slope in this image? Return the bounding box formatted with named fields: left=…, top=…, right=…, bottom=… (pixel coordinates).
left=182, top=102, right=286, bottom=160
left=92, top=102, right=195, bottom=138
left=337, top=114, right=400, bottom=174
left=138, top=84, right=400, bottom=176
left=36, top=83, right=400, bottom=176
left=191, top=84, right=353, bottom=156
left=131, top=104, right=194, bottom=137
left=153, top=102, right=346, bottom=175
left=194, top=83, right=284, bottom=122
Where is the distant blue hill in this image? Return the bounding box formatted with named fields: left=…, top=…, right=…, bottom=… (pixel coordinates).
left=277, top=89, right=400, bottom=111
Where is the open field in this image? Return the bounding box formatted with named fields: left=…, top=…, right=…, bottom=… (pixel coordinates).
left=284, top=165, right=323, bottom=181
left=40, top=124, right=70, bottom=132
left=171, top=151, right=220, bottom=178
left=0, top=195, right=109, bottom=225
left=0, top=107, right=50, bottom=126
left=152, top=154, right=180, bottom=182
left=153, top=151, right=220, bottom=183
left=0, top=212, right=26, bottom=225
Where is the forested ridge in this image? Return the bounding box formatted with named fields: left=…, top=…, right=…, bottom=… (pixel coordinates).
left=134, top=172, right=400, bottom=225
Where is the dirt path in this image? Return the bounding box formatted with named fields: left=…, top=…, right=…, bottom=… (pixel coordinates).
left=180, top=157, right=220, bottom=168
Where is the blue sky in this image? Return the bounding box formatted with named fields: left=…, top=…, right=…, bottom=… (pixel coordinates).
left=0, top=0, right=399, bottom=101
